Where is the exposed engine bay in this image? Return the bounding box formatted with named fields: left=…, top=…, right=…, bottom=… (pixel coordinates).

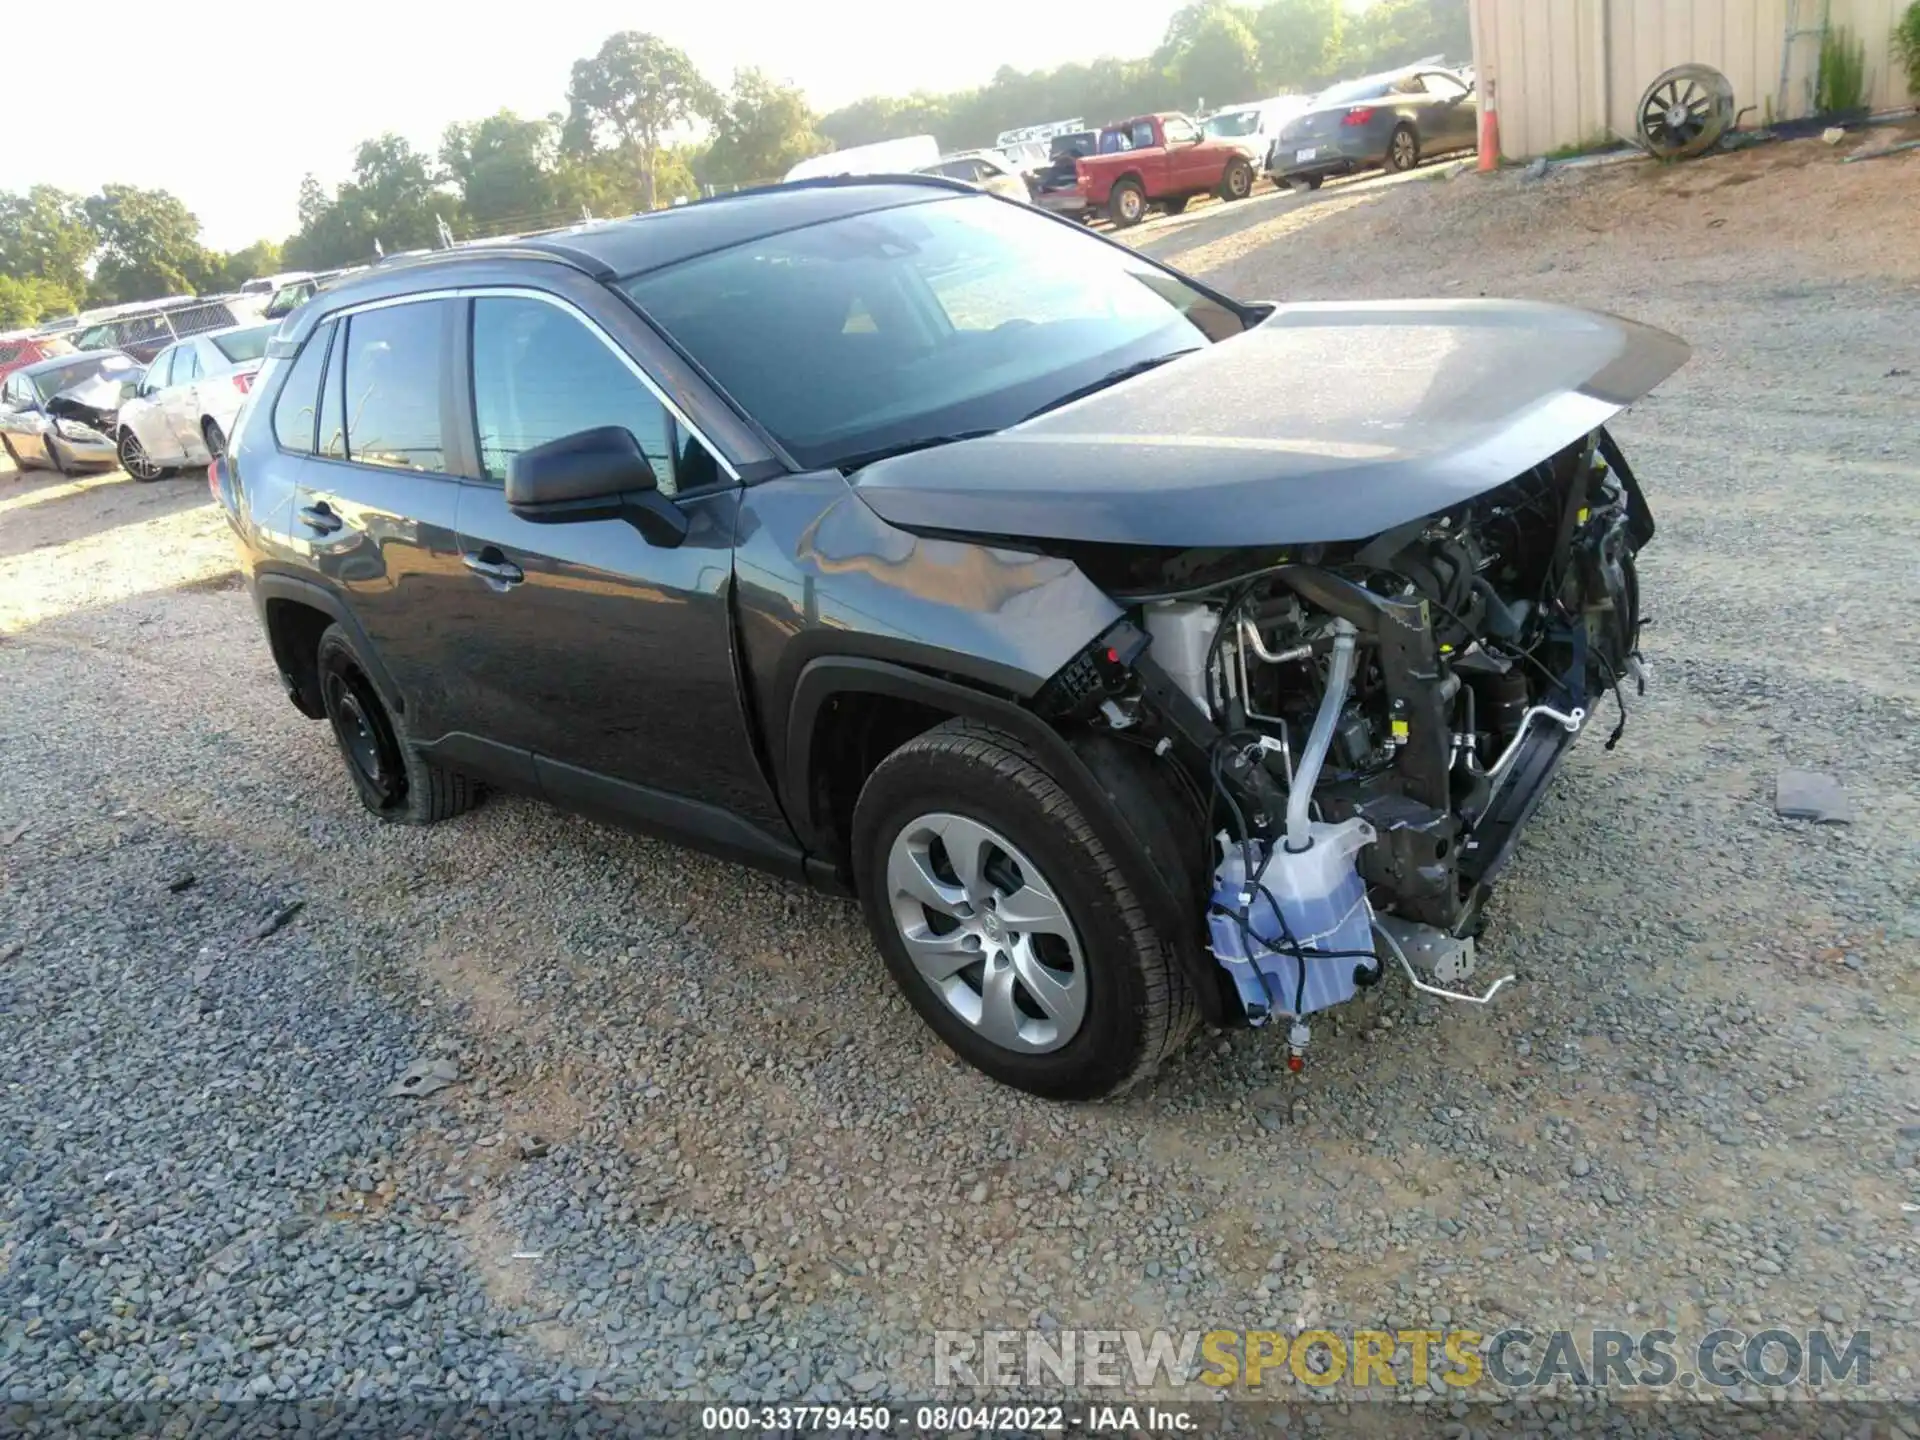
left=1037, top=426, right=1653, bottom=1042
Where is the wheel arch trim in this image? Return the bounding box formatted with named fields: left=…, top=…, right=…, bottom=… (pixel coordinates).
left=251, top=572, right=406, bottom=718
left=783, top=657, right=1225, bottom=1022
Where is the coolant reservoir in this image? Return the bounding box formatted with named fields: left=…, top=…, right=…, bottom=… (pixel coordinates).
left=1206, top=816, right=1377, bottom=1025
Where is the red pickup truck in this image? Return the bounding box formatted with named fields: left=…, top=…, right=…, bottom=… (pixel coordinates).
left=1073, top=113, right=1258, bottom=227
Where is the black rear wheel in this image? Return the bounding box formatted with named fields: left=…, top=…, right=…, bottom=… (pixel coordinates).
left=316, top=625, right=481, bottom=824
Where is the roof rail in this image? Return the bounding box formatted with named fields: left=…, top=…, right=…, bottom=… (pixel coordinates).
left=358, top=242, right=617, bottom=282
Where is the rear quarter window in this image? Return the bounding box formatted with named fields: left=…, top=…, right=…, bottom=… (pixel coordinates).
left=271, top=322, right=333, bottom=453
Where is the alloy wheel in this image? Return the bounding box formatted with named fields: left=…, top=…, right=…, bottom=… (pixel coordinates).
left=885, top=812, right=1088, bottom=1054
left=119, top=431, right=160, bottom=481
left=1391, top=130, right=1418, bottom=170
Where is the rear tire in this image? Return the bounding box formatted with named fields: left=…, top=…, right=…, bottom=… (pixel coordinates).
left=1386, top=124, right=1421, bottom=173
left=1290, top=174, right=1324, bottom=192
left=202, top=418, right=227, bottom=461
left=852, top=719, right=1197, bottom=1100
left=0, top=434, right=20, bottom=473
left=316, top=624, right=481, bottom=825
left=1107, top=180, right=1146, bottom=228
left=1217, top=158, right=1255, bottom=201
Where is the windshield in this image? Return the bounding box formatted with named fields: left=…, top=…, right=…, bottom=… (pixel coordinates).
left=1314, top=77, right=1393, bottom=106
left=621, top=194, right=1244, bottom=470
left=210, top=325, right=273, bottom=363
left=1205, top=109, right=1263, bottom=138
left=31, top=353, right=136, bottom=402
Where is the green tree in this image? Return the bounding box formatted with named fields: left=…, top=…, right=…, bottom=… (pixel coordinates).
left=441, top=110, right=562, bottom=232
left=83, top=185, right=214, bottom=304
left=564, top=32, right=718, bottom=210
left=1254, top=0, right=1345, bottom=90
left=1169, top=5, right=1264, bottom=108
left=1343, top=0, right=1471, bottom=72
left=0, top=186, right=97, bottom=300
left=701, top=69, right=828, bottom=187
left=284, top=135, right=455, bottom=270
left=212, top=239, right=284, bottom=291
left=0, top=274, right=78, bottom=328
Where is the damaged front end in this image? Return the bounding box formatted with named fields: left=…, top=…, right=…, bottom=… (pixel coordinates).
left=1035, top=426, right=1654, bottom=1044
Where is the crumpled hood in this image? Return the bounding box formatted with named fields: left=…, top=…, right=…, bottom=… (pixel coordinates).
left=852, top=299, right=1690, bottom=548
left=46, top=372, right=135, bottom=431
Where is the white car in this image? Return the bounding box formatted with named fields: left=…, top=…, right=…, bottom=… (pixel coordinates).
left=113, top=322, right=272, bottom=480
left=1204, top=95, right=1313, bottom=166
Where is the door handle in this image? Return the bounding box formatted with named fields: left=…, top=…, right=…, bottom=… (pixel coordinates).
left=462, top=549, right=524, bottom=587
left=298, top=501, right=342, bottom=534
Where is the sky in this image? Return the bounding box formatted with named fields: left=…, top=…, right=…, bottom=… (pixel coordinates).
left=3, top=0, right=1188, bottom=251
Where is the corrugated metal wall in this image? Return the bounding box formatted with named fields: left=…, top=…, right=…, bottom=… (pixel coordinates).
left=1475, top=0, right=1912, bottom=159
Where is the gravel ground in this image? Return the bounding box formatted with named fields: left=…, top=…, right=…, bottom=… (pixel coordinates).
left=3, top=135, right=1917, bottom=1424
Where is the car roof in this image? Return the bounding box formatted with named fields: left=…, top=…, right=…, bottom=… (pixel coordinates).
left=18, top=349, right=131, bottom=375
left=309, top=176, right=975, bottom=308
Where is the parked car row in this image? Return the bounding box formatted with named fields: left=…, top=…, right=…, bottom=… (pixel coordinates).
left=0, top=319, right=273, bottom=480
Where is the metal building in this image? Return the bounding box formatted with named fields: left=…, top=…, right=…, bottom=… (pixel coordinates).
left=1469, top=0, right=1912, bottom=160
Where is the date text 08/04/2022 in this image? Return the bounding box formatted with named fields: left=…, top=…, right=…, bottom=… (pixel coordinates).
left=698, top=1404, right=1196, bottom=1432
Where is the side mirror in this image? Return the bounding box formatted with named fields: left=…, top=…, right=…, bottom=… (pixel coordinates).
left=505, top=424, right=688, bottom=548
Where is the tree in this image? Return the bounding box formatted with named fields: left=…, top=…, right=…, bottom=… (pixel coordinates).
left=1170, top=6, right=1264, bottom=109
left=212, top=239, right=284, bottom=292
left=702, top=69, right=828, bottom=187
left=564, top=31, right=718, bottom=210
left=1343, top=0, right=1471, bottom=72
left=83, top=185, right=213, bottom=304
left=0, top=274, right=78, bottom=328
left=284, top=134, right=454, bottom=270
left=1254, top=0, right=1345, bottom=90
left=0, top=187, right=97, bottom=301
left=441, top=110, right=562, bottom=232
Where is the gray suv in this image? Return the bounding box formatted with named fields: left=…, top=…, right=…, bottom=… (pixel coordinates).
left=218, top=176, right=1684, bottom=1098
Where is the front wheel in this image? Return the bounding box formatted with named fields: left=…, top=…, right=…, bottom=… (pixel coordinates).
left=1107, top=180, right=1146, bottom=228
left=1217, top=158, right=1254, bottom=201
left=119, top=428, right=163, bottom=482
left=202, top=418, right=227, bottom=461
left=852, top=720, right=1197, bottom=1099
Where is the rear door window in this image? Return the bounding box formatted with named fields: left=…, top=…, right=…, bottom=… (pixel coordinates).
left=339, top=300, right=448, bottom=472
left=468, top=295, right=689, bottom=493
left=174, top=345, right=202, bottom=384
left=145, top=348, right=177, bottom=394
left=270, top=322, right=332, bottom=454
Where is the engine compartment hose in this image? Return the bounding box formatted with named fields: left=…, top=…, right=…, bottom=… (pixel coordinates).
left=1285, top=617, right=1358, bottom=852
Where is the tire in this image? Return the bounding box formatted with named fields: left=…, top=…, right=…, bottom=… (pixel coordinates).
left=1217, top=158, right=1254, bottom=201
left=45, top=435, right=73, bottom=477
left=1386, top=124, right=1420, bottom=173
left=1107, top=179, right=1146, bottom=228
left=118, top=428, right=163, bottom=482
left=315, top=624, right=481, bottom=825
left=0, top=434, right=21, bottom=473
left=1290, top=174, right=1324, bottom=193
left=202, top=417, right=226, bottom=461
left=852, top=719, right=1197, bottom=1100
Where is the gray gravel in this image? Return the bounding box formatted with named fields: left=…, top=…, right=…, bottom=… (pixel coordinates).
left=2, top=136, right=1917, bottom=1417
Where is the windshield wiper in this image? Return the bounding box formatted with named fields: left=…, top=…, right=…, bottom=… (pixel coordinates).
left=835, top=429, right=998, bottom=474
left=1020, top=350, right=1197, bottom=422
